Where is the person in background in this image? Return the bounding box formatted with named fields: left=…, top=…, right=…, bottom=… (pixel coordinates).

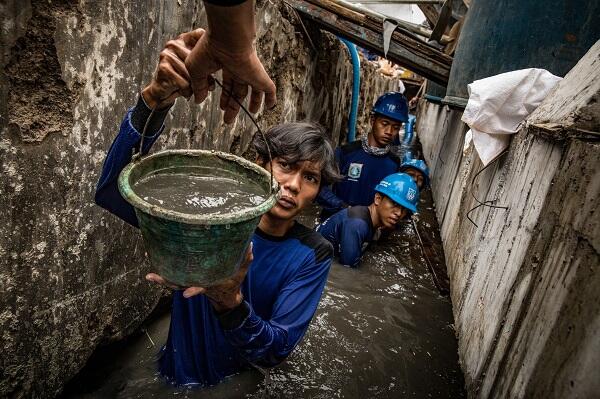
left=399, top=158, right=430, bottom=190
left=316, top=173, right=419, bottom=268
left=94, top=30, right=338, bottom=387
left=183, top=0, right=276, bottom=123
left=317, top=92, right=409, bottom=220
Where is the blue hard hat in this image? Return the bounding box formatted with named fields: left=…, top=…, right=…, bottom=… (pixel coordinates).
left=371, top=92, right=409, bottom=123
left=399, top=159, right=430, bottom=187
left=374, top=173, right=420, bottom=213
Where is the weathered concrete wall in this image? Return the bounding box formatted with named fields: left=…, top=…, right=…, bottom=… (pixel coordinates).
left=416, top=42, right=600, bottom=398
left=0, top=0, right=397, bottom=397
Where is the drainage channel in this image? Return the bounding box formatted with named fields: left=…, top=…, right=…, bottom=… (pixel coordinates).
left=60, top=193, right=465, bottom=398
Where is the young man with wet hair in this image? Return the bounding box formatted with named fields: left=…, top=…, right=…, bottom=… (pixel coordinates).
left=316, top=173, right=419, bottom=268
left=317, top=92, right=409, bottom=220
left=95, top=30, right=338, bottom=387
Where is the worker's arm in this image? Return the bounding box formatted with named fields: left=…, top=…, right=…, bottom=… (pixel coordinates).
left=95, top=30, right=202, bottom=226
left=94, top=100, right=170, bottom=227
left=185, top=0, right=276, bottom=123
left=315, top=186, right=348, bottom=210
left=338, top=218, right=370, bottom=268
left=217, top=250, right=332, bottom=366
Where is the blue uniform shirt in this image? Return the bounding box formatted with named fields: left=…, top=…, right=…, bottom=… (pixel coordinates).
left=317, top=141, right=400, bottom=217
left=95, top=107, right=333, bottom=387
left=316, top=206, right=374, bottom=268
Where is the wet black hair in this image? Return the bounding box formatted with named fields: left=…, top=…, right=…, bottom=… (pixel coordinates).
left=253, top=122, right=341, bottom=186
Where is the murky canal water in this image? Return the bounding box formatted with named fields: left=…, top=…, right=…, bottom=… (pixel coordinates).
left=61, top=201, right=465, bottom=399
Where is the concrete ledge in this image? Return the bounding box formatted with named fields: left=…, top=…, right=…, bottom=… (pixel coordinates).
left=416, top=42, right=600, bottom=398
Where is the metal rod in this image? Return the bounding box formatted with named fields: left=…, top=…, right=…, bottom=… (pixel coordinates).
left=411, top=219, right=448, bottom=295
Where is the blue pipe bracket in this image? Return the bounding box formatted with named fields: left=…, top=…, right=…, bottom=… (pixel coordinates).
left=338, top=37, right=361, bottom=143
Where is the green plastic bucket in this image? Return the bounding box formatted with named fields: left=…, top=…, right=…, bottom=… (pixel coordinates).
left=118, top=149, right=278, bottom=287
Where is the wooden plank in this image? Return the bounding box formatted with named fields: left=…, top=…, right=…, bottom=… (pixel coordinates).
left=287, top=0, right=451, bottom=84
left=299, top=0, right=453, bottom=64
left=334, top=0, right=449, bottom=42
left=418, top=4, right=440, bottom=26
left=312, top=0, right=453, bottom=57
left=430, top=0, right=453, bottom=43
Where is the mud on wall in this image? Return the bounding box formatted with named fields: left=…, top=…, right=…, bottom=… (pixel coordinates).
left=0, top=0, right=398, bottom=397
left=415, top=42, right=600, bottom=398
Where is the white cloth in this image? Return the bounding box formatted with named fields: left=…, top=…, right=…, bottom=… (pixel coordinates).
left=398, top=79, right=406, bottom=94
left=461, top=68, right=562, bottom=165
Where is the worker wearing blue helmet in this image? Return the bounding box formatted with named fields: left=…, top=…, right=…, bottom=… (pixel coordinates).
left=317, top=173, right=419, bottom=268
left=317, top=92, right=409, bottom=220
left=399, top=158, right=430, bottom=189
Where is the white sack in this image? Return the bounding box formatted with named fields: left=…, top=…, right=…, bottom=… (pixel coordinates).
left=461, top=68, right=562, bottom=165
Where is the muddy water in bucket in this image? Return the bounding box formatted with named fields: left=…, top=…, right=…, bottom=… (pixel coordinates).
left=133, top=173, right=266, bottom=215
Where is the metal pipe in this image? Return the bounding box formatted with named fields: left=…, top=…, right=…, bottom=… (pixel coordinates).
left=403, top=114, right=416, bottom=144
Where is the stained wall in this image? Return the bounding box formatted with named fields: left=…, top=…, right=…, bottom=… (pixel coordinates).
left=0, top=0, right=398, bottom=396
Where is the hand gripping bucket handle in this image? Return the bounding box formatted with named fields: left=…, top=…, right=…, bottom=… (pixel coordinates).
left=133, top=78, right=276, bottom=194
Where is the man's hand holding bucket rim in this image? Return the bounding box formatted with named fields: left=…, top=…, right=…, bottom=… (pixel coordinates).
left=145, top=243, right=254, bottom=313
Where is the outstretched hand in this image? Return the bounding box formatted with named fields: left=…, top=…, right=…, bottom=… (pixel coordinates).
left=185, top=33, right=276, bottom=124
left=146, top=243, right=254, bottom=313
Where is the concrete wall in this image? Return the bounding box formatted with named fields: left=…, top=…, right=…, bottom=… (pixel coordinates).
left=416, top=42, right=600, bottom=398
left=0, top=0, right=397, bottom=397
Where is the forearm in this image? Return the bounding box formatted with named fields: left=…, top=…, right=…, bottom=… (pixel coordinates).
left=339, top=250, right=362, bottom=268
left=218, top=301, right=290, bottom=366
left=204, top=0, right=255, bottom=55
left=94, top=97, right=170, bottom=226
left=338, top=223, right=368, bottom=268
left=217, top=255, right=332, bottom=367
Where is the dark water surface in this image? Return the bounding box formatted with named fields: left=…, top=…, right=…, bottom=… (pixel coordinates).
left=61, top=203, right=464, bottom=399
left=133, top=173, right=266, bottom=215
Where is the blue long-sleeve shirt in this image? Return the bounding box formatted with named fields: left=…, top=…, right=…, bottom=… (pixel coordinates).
left=316, top=206, right=374, bottom=268
left=317, top=141, right=400, bottom=218
left=95, top=104, right=333, bottom=386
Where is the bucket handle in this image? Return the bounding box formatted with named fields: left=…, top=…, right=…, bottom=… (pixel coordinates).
left=134, top=78, right=276, bottom=194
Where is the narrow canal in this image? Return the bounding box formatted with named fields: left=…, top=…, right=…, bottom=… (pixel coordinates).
left=60, top=192, right=465, bottom=398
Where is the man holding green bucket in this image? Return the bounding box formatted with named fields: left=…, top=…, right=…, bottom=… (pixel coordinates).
left=95, top=29, right=339, bottom=387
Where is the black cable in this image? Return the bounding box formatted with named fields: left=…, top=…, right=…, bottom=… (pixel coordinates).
left=212, top=78, right=275, bottom=193
left=465, top=150, right=509, bottom=228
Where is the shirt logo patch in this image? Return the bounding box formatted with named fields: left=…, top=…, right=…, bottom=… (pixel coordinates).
left=406, top=188, right=416, bottom=201
left=348, top=163, right=363, bottom=179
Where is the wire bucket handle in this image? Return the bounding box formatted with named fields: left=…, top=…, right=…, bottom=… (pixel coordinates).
left=134, top=78, right=276, bottom=194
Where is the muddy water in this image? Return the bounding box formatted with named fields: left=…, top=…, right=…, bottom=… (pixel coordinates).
left=133, top=173, right=266, bottom=214
left=61, top=203, right=464, bottom=399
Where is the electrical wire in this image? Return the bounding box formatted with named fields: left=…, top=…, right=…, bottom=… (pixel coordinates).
left=466, top=150, right=509, bottom=227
